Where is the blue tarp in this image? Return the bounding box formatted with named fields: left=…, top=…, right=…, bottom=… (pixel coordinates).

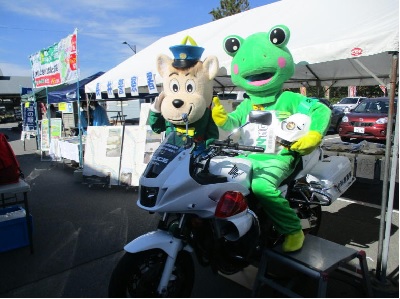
left=47, top=72, right=104, bottom=104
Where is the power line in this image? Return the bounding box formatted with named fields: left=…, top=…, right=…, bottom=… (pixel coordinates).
left=0, top=25, right=172, bottom=36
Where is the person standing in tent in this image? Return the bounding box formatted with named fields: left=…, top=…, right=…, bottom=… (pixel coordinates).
left=90, top=101, right=110, bottom=126
left=39, top=102, right=47, bottom=120
left=49, top=104, right=57, bottom=118
left=79, top=101, right=92, bottom=135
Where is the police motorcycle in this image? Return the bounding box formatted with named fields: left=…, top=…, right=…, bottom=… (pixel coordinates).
left=108, top=111, right=355, bottom=297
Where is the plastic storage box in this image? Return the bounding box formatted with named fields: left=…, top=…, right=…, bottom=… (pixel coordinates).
left=308, top=156, right=355, bottom=202
left=0, top=206, right=32, bottom=253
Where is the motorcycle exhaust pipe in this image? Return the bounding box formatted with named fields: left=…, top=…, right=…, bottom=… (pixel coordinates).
left=220, top=211, right=254, bottom=241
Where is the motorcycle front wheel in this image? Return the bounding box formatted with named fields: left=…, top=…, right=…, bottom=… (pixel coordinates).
left=108, top=249, right=194, bottom=298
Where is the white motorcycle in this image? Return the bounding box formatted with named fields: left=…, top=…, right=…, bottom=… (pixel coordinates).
left=108, top=111, right=355, bottom=297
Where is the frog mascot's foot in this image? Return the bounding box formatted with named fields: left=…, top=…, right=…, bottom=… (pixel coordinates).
left=282, top=230, right=305, bottom=252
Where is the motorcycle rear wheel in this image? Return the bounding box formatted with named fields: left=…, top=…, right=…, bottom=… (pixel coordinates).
left=108, top=249, right=194, bottom=298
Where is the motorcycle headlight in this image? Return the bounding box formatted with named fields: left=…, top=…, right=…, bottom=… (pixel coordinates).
left=342, top=116, right=349, bottom=123
left=139, top=186, right=159, bottom=207
left=376, top=117, right=388, bottom=124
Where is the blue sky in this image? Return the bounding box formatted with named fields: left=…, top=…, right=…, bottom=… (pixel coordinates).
left=0, top=0, right=277, bottom=80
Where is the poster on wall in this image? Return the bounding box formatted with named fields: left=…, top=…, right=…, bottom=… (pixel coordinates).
left=119, top=126, right=146, bottom=187
left=139, top=103, right=163, bottom=163
left=40, top=118, right=62, bottom=151
left=83, top=105, right=163, bottom=187
left=83, top=126, right=123, bottom=185
left=118, top=126, right=162, bottom=187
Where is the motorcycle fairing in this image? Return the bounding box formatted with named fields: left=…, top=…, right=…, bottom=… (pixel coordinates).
left=138, top=133, right=249, bottom=217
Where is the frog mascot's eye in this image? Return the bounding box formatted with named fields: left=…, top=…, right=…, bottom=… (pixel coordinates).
left=223, top=35, right=243, bottom=57
left=269, top=25, right=290, bottom=48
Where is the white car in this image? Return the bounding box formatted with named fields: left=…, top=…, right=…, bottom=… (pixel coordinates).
left=333, top=96, right=367, bottom=113
left=217, top=91, right=247, bottom=101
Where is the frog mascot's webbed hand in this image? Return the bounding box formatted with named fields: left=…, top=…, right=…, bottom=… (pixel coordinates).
left=218, top=25, right=331, bottom=253
left=290, top=130, right=322, bottom=155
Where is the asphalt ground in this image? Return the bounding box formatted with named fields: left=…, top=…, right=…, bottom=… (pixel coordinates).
left=0, top=122, right=398, bottom=298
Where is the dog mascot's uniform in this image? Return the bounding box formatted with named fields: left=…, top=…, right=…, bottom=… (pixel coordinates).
left=150, top=36, right=220, bottom=150
left=212, top=26, right=331, bottom=252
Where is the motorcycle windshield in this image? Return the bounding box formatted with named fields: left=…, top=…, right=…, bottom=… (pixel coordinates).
left=142, top=132, right=192, bottom=178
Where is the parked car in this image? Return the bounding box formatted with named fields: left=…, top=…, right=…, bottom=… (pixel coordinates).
left=217, top=91, right=247, bottom=101
left=333, top=96, right=367, bottom=113
left=338, top=97, right=397, bottom=143
left=312, top=98, right=345, bottom=133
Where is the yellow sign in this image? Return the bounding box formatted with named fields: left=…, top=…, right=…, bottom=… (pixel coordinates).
left=58, top=102, right=67, bottom=111
left=25, top=102, right=30, bottom=108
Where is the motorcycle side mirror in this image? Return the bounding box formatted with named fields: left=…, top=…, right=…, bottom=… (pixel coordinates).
left=225, top=110, right=273, bottom=140
left=249, top=110, right=273, bottom=126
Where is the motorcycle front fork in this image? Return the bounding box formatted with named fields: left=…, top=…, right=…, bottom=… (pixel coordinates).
left=157, top=213, right=188, bottom=295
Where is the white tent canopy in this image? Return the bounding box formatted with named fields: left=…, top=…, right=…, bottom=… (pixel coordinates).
left=85, top=0, right=399, bottom=95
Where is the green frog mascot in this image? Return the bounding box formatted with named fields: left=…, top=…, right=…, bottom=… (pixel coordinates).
left=212, top=25, right=331, bottom=252
left=149, top=36, right=220, bottom=151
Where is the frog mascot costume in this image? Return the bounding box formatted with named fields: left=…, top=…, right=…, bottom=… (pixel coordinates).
left=212, top=25, right=331, bottom=252
left=150, top=36, right=220, bottom=151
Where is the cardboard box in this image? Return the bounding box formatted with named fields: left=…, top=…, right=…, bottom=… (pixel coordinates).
left=0, top=206, right=32, bottom=253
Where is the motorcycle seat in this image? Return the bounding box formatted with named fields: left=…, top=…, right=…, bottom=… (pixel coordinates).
left=279, top=148, right=322, bottom=187
left=279, top=158, right=303, bottom=187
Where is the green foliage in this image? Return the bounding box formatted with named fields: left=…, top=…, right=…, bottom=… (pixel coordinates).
left=209, top=0, right=250, bottom=20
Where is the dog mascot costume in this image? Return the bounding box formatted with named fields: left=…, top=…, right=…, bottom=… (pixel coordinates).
left=149, top=36, right=220, bottom=151
left=212, top=25, right=331, bottom=252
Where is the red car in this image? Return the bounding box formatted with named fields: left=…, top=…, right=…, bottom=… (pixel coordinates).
left=338, top=97, right=397, bottom=143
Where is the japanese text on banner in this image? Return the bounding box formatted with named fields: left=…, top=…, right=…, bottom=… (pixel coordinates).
left=29, top=29, right=78, bottom=88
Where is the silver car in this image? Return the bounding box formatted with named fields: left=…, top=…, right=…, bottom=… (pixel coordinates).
left=333, top=97, right=367, bottom=113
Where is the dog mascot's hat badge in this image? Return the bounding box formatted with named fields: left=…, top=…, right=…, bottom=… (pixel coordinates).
left=169, top=36, right=204, bottom=69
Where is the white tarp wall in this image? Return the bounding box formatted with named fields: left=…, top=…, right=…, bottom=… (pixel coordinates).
left=85, top=0, right=399, bottom=95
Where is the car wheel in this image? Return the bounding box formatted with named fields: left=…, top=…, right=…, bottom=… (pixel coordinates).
left=340, top=137, right=351, bottom=142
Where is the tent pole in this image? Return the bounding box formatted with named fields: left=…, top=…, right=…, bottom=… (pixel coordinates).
left=353, top=58, right=387, bottom=87
left=46, top=87, right=51, bottom=156
left=34, top=93, right=40, bottom=150
left=121, top=100, right=124, bottom=124
left=376, top=51, right=398, bottom=282
left=75, top=29, right=83, bottom=169
left=76, top=79, right=82, bottom=168
left=380, top=94, right=399, bottom=280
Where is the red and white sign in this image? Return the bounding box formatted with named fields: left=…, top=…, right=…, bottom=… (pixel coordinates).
left=351, top=47, right=363, bottom=57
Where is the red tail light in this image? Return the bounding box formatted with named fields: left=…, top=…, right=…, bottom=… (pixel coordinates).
left=215, top=191, right=248, bottom=218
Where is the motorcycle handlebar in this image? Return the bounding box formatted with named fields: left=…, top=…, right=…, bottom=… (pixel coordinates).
left=212, top=140, right=265, bottom=153
left=237, top=145, right=265, bottom=152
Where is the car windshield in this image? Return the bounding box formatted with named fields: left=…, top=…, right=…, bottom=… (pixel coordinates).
left=339, top=98, right=359, bottom=104
left=353, top=100, right=389, bottom=114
